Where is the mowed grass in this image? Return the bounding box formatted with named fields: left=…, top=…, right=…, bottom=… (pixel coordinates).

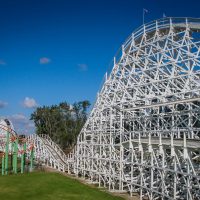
left=0, top=172, right=124, bottom=200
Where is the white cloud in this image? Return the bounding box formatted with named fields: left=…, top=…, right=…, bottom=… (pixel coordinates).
left=40, top=57, right=51, bottom=64
left=0, top=60, right=6, bottom=65
left=8, top=114, right=35, bottom=134
left=78, top=63, right=88, bottom=71
left=11, top=114, right=26, bottom=121
left=0, top=101, right=8, bottom=108
left=23, top=97, right=38, bottom=108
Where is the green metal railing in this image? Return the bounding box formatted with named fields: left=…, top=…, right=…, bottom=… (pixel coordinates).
left=0, top=125, right=35, bottom=175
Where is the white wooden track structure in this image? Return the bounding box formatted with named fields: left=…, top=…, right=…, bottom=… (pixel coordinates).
left=2, top=17, right=200, bottom=199
left=70, top=17, right=200, bottom=200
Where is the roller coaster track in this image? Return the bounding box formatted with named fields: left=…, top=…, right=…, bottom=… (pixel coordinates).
left=0, top=121, right=71, bottom=173
left=67, top=17, right=200, bottom=200
left=2, top=17, right=200, bottom=199
left=32, top=17, right=200, bottom=199
left=28, top=134, right=68, bottom=172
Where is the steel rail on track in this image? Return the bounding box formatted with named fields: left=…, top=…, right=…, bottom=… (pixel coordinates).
left=113, top=96, right=200, bottom=112
left=122, top=137, right=200, bottom=149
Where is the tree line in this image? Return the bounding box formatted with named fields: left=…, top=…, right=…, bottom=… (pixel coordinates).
left=30, top=100, right=90, bottom=150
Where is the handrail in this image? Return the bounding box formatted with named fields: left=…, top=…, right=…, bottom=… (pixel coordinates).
left=109, top=17, right=200, bottom=77
left=38, top=134, right=67, bottom=162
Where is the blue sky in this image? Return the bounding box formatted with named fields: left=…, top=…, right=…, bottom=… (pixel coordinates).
left=0, top=0, right=200, bottom=134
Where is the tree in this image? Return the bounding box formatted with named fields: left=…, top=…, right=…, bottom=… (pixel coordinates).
left=30, top=100, right=90, bottom=149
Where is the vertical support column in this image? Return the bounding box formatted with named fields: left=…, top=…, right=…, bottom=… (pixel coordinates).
left=21, top=151, right=24, bottom=173
left=119, top=145, right=124, bottom=191
left=30, top=146, right=34, bottom=171
left=139, top=132, right=143, bottom=200
left=75, top=143, right=79, bottom=176
left=159, top=133, right=165, bottom=200
left=186, top=157, right=190, bottom=200
left=130, top=132, right=133, bottom=196
left=98, top=112, right=102, bottom=188
left=183, top=132, right=190, bottom=200
left=83, top=136, right=85, bottom=177
left=109, top=108, right=113, bottom=191
left=21, top=141, right=26, bottom=173
left=5, top=131, right=10, bottom=175
left=109, top=142, right=112, bottom=190
left=119, top=107, right=124, bottom=191
left=13, top=138, right=18, bottom=174
left=67, top=162, right=70, bottom=174
left=148, top=133, right=153, bottom=200
left=11, top=140, right=13, bottom=171
left=173, top=158, right=177, bottom=199
left=1, top=154, right=5, bottom=175
left=90, top=120, right=94, bottom=182
left=171, top=134, right=176, bottom=199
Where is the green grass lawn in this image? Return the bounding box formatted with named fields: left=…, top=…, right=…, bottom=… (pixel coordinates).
left=0, top=172, right=124, bottom=200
